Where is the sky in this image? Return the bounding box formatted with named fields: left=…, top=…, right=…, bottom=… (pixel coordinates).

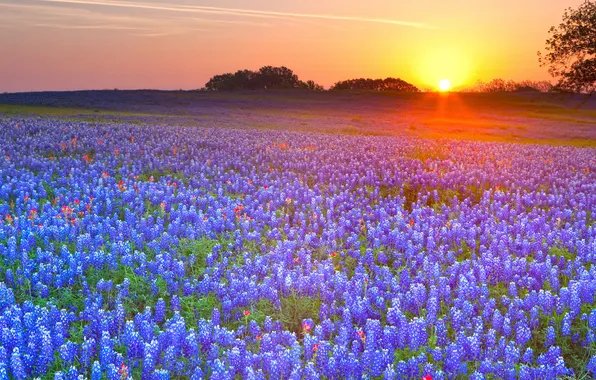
left=0, top=0, right=586, bottom=92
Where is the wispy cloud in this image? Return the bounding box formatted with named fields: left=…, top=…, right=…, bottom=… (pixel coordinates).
left=33, top=23, right=149, bottom=30
left=0, top=1, right=155, bottom=28
left=39, top=0, right=435, bottom=29
left=189, top=17, right=272, bottom=27
left=0, top=1, right=203, bottom=34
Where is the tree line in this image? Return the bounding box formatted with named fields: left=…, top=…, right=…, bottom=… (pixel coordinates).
left=202, top=69, right=557, bottom=93
left=330, top=77, right=420, bottom=92
left=460, top=79, right=554, bottom=93
left=203, top=66, right=421, bottom=92
left=204, top=66, right=324, bottom=91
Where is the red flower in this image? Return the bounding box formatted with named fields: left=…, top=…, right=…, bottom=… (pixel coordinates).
left=302, top=322, right=311, bottom=334
left=329, top=252, right=337, bottom=258
left=357, top=330, right=366, bottom=342
left=243, top=310, right=250, bottom=317
left=422, top=376, right=433, bottom=380
left=312, top=343, right=320, bottom=353
left=119, top=363, right=129, bottom=380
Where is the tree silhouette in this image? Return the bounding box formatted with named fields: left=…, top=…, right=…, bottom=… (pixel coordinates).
left=256, top=66, right=301, bottom=89
left=330, top=77, right=419, bottom=92
left=539, top=0, right=596, bottom=93
left=461, top=79, right=553, bottom=93
left=204, top=66, right=322, bottom=91
left=300, top=80, right=325, bottom=91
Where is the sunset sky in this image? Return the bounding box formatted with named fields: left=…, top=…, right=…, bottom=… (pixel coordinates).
left=0, top=0, right=585, bottom=92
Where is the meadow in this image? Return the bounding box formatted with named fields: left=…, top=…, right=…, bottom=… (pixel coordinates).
left=0, top=92, right=595, bottom=379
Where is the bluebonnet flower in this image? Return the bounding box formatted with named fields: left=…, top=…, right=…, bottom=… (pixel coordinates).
left=91, top=361, right=102, bottom=380
left=2, top=117, right=596, bottom=377
left=155, top=298, right=166, bottom=323
left=562, top=313, right=572, bottom=336
left=10, top=348, right=26, bottom=380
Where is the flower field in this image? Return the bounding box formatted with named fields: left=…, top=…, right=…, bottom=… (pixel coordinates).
left=0, top=117, right=595, bottom=379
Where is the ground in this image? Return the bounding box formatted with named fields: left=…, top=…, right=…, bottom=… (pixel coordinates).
left=0, top=91, right=595, bottom=379
left=1, top=90, right=595, bottom=145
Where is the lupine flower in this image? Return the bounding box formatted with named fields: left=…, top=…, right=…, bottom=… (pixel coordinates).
left=1, top=117, right=595, bottom=379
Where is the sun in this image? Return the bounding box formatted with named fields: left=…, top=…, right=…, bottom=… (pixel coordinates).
left=439, top=79, right=451, bottom=92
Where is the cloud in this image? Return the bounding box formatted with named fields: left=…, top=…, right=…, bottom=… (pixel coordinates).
left=0, top=0, right=274, bottom=34
left=0, top=1, right=194, bottom=34
left=33, top=23, right=149, bottom=30
left=0, top=2, right=152, bottom=26
left=38, top=0, right=435, bottom=29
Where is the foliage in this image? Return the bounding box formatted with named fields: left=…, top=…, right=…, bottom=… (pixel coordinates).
left=461, top=79, right=554, bottom=93
left=204, top=66, right=324, bottom=91
left=539, top=0, right=596, bottom=93
left=251, top=294, right=321, bottom=336
left=330, top=77, right=420, bottom=92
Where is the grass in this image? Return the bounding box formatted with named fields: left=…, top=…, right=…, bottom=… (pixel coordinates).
left=405, top=146, right=449, bottom=162
left=0, top=103, right=155, bottom=118
left=242, top=293, right=322, bottom=337
left=399, top=182, right=482, bottom=213
left=528, top=304, right=596, bottom=379
left=549, top=246, right=575, bottom=261
left=178, top=237, right=224, bottom=277
left=3, top=238, right=223, bottom=329
left=137, top=169, right=187, bottom=183
left=180, top=293, right=221, bottom=329
left=3, top=91, right=595, bottom=147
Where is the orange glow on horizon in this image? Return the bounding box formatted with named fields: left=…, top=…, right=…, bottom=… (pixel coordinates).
left=411, top=46, right=473, bottom=90
left=0, top=0, right=576, bottom=92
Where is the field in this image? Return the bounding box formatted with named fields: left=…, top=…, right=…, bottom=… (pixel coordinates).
left=0, top=91, right=595, bottom=379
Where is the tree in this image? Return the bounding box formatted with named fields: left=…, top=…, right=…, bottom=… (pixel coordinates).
left=539, top=0, right=596, bottom=93
left=205, top=73, right=236, bottom=91
left=330, top=77, right=419, bottom=92
left=256, top=66, right=301, bottom=89
left=204, top=66, right=321, bottom=91
left=299, top=80, right=325, bottom=91
left=460, top=79, right=553, bottom=93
